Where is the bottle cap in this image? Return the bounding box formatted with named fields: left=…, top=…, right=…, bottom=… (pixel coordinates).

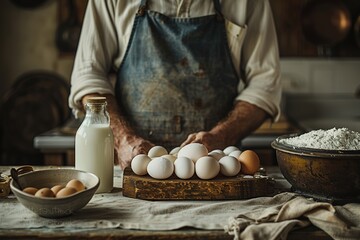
left=86, top=97, right=106, bottom=104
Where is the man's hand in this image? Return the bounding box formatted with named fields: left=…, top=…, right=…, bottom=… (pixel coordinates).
left=82, top=93, right=155, bottom=169
left=115, top=134, right=154, bottom=170
left=180, top=131, right=227, bottom=152
left=180, top=101, right=269, bottom=151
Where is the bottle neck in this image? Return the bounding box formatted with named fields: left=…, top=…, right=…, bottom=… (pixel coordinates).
left=83, top=103, right=110, bottom=125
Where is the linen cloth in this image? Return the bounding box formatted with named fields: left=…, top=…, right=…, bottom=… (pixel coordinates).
left=224, top=193, right=360, bottom=240
left=1, top=190, right=359, bottom=240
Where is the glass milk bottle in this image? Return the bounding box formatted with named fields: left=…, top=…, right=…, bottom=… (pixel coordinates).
left=75, top=97, right=114, bottom=193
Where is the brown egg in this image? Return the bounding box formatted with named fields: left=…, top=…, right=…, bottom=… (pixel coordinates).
left=51, top=185, right=65, bottom=195
left=238, top=150, right=260, bottom=175
left=35, top=188, right=55, bottom=198
left=66, top=179, right=85, bottom=192
left=56, top=187, right=77, bottom=198
left=23, top=187, right=38, bottom=195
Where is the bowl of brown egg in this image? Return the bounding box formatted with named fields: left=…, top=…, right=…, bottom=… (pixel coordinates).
left=10, top=168, right=99, bottom=218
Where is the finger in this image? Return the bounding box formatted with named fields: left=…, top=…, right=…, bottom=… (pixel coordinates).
left=192, top=132, right=214, bottom=150
left=121, top=158, right=131, bottom=170
left=191, top=137, right=202, bottom=144
left=180, top=136, right=192, bottom=147
left=189, top=131, right=207, bottom=144
left=144, top=141, right=155, bottom=152
left=180, top=133, right=197, bottom=147
left=113, top=149, right=119, bottom=165
left=131, top=146, right=144, bottom=157
left=132, top=141, right=154, bottom=156
left=135, top=147, right=147, bottom=155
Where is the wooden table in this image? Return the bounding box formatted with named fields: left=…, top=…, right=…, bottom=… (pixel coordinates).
left=0, top=226, right=332, bottom=240
left=0, top=166, right=332, bottom=240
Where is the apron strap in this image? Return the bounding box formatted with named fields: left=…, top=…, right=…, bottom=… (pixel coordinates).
left=137, top=0, right=148, bottom=16
left=213, top=0, right=224, bottom=21
left=139, top=0, right=147, bottom=7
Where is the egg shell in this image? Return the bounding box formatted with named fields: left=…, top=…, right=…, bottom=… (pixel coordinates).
left=66, top=179, right=85, bottom=192
left=219, top=156, right=241, bottom=177
left=238, top=150, right=260, bottom=175
left=174, top=157, right=195, bottom=179
left=51, top=185, right=65, bottom=195
left=131, top=154, right=151, bottom=175
left=177, top=143, right=208, bottom=163
left=228, top=150, right=242, bottom=158
left=147, top=157, right=174, bottom=179
left=208, top=149, right=225, bottom=160
left=22, top=187, right=38, bottom=195
left=223, top=146, right=239, bottom=155
left=169, top=146, right=181, bottom=156
left=162, top=154, right=177, bottom=163
left=148, top=146, right=168, bottom=158
left=56, top=187, right=78, bottom=198
left=35, top=188, right=55, bottom=198
left=195, top=156, right=220, bottom=180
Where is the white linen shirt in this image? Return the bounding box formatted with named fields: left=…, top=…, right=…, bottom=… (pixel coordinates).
left=69, top=0, right=282, bottom=121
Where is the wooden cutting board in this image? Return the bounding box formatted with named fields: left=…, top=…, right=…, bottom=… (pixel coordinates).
left=122, top=168, right=274, bottom=200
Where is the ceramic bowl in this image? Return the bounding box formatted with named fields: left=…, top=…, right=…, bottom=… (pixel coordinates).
left=271, top=134, right=360, bottom=203
left=10, top=168, right=99, bottom=218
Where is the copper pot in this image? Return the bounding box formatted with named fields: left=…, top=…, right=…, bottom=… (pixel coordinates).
left=355, top=15, right=360, bottom=48
left=301, top=0, right=352, bottom=46
left=272, top=134, right=360, bottom=204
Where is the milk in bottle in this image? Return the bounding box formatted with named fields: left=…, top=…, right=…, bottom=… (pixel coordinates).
left=75, top=97, right=114, bottom=193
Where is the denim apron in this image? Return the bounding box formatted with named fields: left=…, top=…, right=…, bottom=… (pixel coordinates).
left=116, top=0, right=239, bottom=149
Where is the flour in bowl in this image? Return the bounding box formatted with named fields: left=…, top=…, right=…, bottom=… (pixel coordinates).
left=280, top=128, right=360, bottom=150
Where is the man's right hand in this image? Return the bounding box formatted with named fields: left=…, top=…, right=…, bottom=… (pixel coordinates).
left=115, top=134, right=154, bottom=170
left=82, top=93, right=155, bottom=169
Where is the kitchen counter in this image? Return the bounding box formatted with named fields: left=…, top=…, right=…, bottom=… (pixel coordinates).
left=34, top=115, right=297, bottom=149
left=0, top=165, right=335, bottom=240
left=284, top=93, right=360, bottom=132
left=34, top=115, right=298, bottom=166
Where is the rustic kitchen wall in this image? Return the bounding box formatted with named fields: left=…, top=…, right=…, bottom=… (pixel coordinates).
left=1, top=0, right=359, bottom=100
left=0, top=0, right=74, bottom=98
left=280, top=59, right=360, bottom=94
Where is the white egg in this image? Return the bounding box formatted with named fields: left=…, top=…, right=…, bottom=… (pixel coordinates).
left=177, top=143, right=208, bottom=163
left=169, top=146, right=181, bottom=156
left=131, top=154, right=151, bottom=175
left=228, top=150, right=242, bottom=159
left=195, top=156, right=220, bottom=180
left=148, top=145, right=168, bottom=158
left=219, top=156, right=241, bottom=177
left=208, top=149, right=225, bottom=160
left=147, top=157, right=174, bottom=179
left=162, top=154, right=177, bottom=163
left=174, top=157, right=194, bottom=179
left=223, top=146, right=239, bottom=155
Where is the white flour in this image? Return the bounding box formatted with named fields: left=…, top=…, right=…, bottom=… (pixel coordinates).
left=280, top=128, right=360, bottom=150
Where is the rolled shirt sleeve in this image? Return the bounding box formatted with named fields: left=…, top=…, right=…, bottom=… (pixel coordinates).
left=68, top=0, right=119, bottom=117
left=234, top=0, right=282, bottom=121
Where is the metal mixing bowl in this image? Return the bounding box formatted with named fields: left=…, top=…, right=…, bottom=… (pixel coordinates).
left=271, top=134, right=360, bottom=203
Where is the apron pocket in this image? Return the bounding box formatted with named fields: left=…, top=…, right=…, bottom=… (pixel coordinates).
left=225, top=19, right=247, bottom=77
